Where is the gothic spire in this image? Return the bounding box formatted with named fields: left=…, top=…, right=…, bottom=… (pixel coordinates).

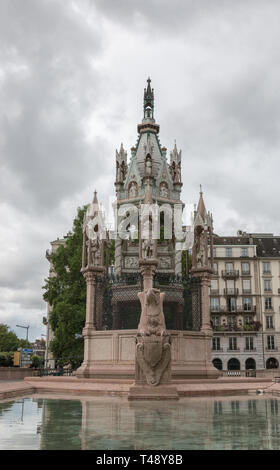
left=143, top=77, right=154, bottom=121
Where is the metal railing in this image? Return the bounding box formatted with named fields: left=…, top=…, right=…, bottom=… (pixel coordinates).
left=32, top=368, right=74, bottom=377
left=224, top=288, right=239, bottom=295
left=222, top=270, right=239, bottom=278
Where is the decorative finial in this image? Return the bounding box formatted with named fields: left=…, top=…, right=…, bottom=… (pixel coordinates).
left=143, top=77, right=154, bottom=121
left=200, top=184, right=203, bottom=195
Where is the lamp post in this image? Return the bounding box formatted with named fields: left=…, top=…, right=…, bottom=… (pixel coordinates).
left=16, top=324, right=30, bottom=342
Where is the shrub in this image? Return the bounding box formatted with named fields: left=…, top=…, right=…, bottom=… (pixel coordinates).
left=0, top=352, right=14, bottom=367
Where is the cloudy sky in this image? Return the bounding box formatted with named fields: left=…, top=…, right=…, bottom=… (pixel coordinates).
left=1, top=0, right=280, bottom=341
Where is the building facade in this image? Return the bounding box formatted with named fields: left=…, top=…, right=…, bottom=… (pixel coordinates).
left=210, top=233, right=280, bottom=371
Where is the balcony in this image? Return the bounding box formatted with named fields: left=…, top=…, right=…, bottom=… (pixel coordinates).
left=227, top=348, right=240, bottom=352
left=222, top=270, right=239, bottom=279
left=224, top=288, right=239, bottom=296
left=212, top=321, right=261, bottom=333
left=210, top=305, right=256, bottom=314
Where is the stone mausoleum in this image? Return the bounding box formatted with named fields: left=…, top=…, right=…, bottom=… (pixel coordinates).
left=75, top=79, right=219, bottom=381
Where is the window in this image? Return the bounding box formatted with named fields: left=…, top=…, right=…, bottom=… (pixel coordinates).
left=228, top=316, right=237, bottom=327
left=210, top=298, right=219, bottom=311
left=245, top=315, right=253, bottom=325
left=266, top=316, right=274, bottom=329
left=226, top=247, right=232, bottom=257
left=212, top=316, right=220, bottom=327
left=241, top=262, right=250, bottom=274
left=267, top=335, right=275, bottom=350
left=242, top=279, right=251, bottom=293
left=211, top=279, right=218, bottom=292
left=228, top=297, right=236, bottom=312
left=264, top=279, right=272, bottom=292
left=229, top=337, right=238, bottom=350
left=226, top=279, right=235, bottom=294
left=226, top=262, right=233, bottom=273
left=213, top=262, right=218, bottom=274
left=243, top=297, right=252, bottom=311
left=265, top=297, right=273, bottom=310
left=242, top=247, right=248, bottom=257
left=245, top=337, right=254, bottom=350
left=263, top=262, right=271, bottom=273
left=213, top=247, right=217, bottom=258
left=212, top=337, right=221, bottom=351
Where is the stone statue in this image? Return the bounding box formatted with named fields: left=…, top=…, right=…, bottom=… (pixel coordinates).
left=142, top=238, right=153, bottom=259
left=145, top=156, right=152, bottom=177
left=175, top=162, right=181, bottom=183
left=129, top=182, right=138, bottom=198
left=159, top=183, right=168, bottom=198
left=136, top=288, right=171, bottom=386
left=88, top=237, right=101, bottom=267
left=194, top=226, right=206, bottom=268
left=138, top=288, right=166, bottom=336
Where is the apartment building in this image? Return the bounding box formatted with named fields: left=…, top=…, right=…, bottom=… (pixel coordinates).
left=210, top=233, right=280, bottom=371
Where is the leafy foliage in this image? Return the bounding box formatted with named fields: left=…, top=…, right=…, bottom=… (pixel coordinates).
left=0, top=324, right=31, bottom=353
left=0, top=352, right=14, bottom=367
left=31, top=355, right=44, bottom=369
left=43, top=207, right=87, bottom=369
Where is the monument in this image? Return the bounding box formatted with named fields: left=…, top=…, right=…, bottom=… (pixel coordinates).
left=76, top=79, right=220, bottom=383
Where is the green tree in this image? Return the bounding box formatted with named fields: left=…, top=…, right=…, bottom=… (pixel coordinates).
left=31, top=355, right=44, bottom=369
left=0, top=324, right=21, bottom=352
left=43, top=207, right=87, bottom=369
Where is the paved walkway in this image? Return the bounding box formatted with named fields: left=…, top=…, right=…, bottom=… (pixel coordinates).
left=1, top=376, right=280, bottom=400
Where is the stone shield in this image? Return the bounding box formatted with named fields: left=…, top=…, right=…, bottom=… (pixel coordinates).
left=143, top=339, right=163, bottom=368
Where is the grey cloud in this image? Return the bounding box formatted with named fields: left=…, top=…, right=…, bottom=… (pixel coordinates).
left=0, top=0, right=107, bottom=213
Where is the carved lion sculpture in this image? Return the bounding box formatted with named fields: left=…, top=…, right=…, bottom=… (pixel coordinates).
left=137, top=287, right=166, bottom=336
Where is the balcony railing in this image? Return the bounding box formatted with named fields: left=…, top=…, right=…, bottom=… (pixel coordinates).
left=210, top=305, right=256, bottom=313
left=222, top=270, right=239, bottom=279
left=224, top=288, right=239, bottom=295
left=212, top=321, right=261, bottom=332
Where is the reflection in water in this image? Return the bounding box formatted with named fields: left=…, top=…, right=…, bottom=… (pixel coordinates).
left=0, top=395, right=280, bottom=449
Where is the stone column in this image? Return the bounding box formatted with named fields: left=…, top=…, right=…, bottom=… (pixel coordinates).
left=114, top=237, right=122, bottom=276
left=76, top=265, right=104, bottom=378
left=175, top=248, right=182, bottom=277
left=139, top=258, right=158, bottom=291
left=191, top=268, right=212, bottom=334
left=83, top=269, right=97, bottom=329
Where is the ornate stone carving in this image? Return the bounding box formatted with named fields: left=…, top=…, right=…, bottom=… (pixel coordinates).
left=159, top=182, right=169, bottom=198
left=136, top=287, right=171, bottom=386
left=124, top=256, right=138, bottom=269
left=159, top=257, right=172, bottom=269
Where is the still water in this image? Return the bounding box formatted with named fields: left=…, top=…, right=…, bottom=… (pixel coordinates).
left=0, top=395, right=280, bottom=450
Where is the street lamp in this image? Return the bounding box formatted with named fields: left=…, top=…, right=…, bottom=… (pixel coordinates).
left=16, top=324, right=30, bottom=342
